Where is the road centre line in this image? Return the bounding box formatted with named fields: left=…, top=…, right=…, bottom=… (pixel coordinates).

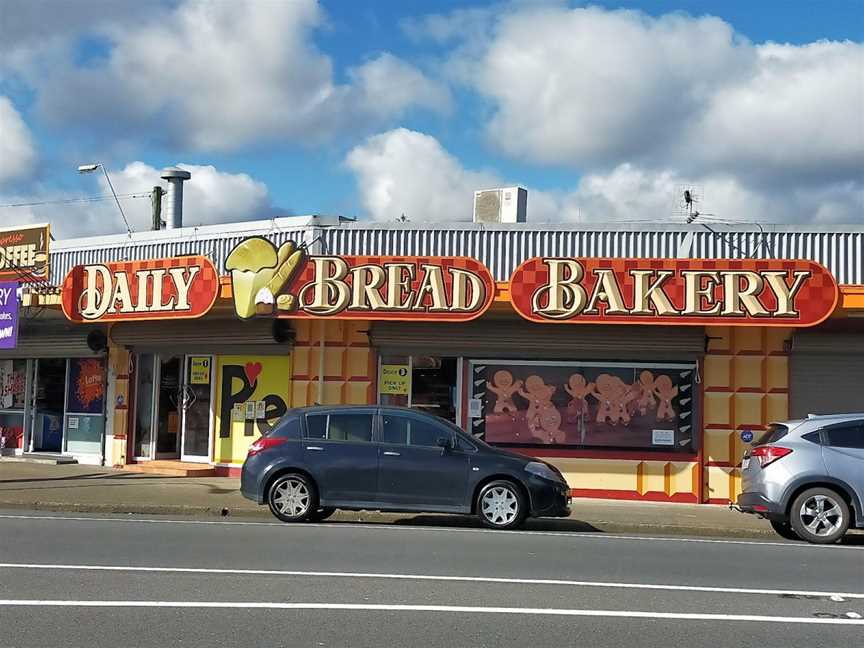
left=2, top=563, right=862, bottom=600
left=0, top=513, right=856, bottom=550
left=0, top=600, right=862, bottom=625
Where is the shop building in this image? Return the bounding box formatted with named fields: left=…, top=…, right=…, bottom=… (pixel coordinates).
left=16, top=218, right=864, bottom=503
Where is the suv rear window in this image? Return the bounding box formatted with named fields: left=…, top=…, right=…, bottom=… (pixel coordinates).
left=269, top=415, right=301, bottom=439
left=754, top=424, right=788, bottom=446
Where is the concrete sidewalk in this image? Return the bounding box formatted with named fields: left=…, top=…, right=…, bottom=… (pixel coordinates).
left=0, top=461, right=799, bottom=539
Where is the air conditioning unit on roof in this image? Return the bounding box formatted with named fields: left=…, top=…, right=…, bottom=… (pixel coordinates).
left=473, top=187, right=527, bottom=224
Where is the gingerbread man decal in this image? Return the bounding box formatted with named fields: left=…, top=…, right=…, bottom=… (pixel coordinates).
left=518, top=375, right=563, bottom=443
left=564, top=374, right=594, bottom=422
left=635, top=370, right=658, bottom=416
left=590, top=374, right=635, bottom=426
left=486, top=370, right=522, bottom=414
left=654, top=374, right=678, bottom=422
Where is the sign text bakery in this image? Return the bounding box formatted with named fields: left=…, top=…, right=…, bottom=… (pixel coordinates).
left=62, top=256, right=219, bottom=322
left=510, top=258, right=837, bottom=327
left=226, top=237, right=494, bottom=321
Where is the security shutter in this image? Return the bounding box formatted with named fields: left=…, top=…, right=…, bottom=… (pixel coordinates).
left=110, top=318, right=294, bottom=355
left=790, top=332, right=864, bottom=417
left=0, top=321, right=105, bottom=359
left=370, top=319, right=706, bottom=361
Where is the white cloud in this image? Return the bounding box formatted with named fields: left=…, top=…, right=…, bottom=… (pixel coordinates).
left=0, top=96, right=37, bottom=185
left=346, top=128, right=863, bottom=225
left=425, top=5, right=864, bottom=189
left=345, top=128, right=499, bottom=222
left=22, top=0, right=447, bottom=151
left=0, top=162, right=273, bottom=238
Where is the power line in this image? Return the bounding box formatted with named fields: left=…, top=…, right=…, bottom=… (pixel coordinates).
left=0, top=192, right=150, bottom=209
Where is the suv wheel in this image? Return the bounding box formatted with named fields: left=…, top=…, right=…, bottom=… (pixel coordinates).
left=789, top=488, right=850, bottom=544
left=268, top=473, right=317, bottom=523
left=477, top=480, right=526, bottom=530
left=769, top=520, right=800, bottom=541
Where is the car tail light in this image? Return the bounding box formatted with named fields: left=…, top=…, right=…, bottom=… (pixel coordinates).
left=247, top=437, right=287, bottom=457
left=750, top=445, right=793, bottom=468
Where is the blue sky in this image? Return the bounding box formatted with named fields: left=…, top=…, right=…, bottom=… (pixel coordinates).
left=0, top=0, right=861, bottom=237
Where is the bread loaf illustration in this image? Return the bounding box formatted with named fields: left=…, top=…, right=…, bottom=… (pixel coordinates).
left=225, top=238, right=306, bottom=319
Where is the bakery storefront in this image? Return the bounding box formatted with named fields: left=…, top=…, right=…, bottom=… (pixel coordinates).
left=56, top=234, right=848, bottom=502
left=221, top=239, right=840, bottom=503
left=60, top=254, right=295, bottom=473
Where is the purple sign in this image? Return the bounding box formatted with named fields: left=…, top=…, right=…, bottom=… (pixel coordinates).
left=0, top=282, right=19, bottom=350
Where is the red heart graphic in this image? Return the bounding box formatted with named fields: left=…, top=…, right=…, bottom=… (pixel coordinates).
left=244, top=362, right=263, bottom=385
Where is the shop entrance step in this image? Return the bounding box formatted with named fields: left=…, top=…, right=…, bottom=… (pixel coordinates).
left=0, top=453, right=79, bottom=465
left=123, top=460, right=217, bottom=477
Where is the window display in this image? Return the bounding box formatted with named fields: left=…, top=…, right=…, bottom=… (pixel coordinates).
left=469, top=360, right=697, bottom=451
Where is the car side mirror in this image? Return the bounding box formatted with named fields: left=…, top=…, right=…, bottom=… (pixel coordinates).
left=436, top=436, right=453, bottom=451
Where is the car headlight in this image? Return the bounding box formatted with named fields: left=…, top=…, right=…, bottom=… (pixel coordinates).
left=525, top=461, right=561, bottom=482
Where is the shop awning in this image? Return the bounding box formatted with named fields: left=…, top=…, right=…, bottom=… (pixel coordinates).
left=0, top=320, right=105, bottom=359
left=109, top=318, right=294, bottom=355
left=370, top=319, right=706, bottom=360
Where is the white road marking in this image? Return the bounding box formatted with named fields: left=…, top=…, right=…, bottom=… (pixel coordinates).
left=1, top=563, right=862, bottom=600
left=0, top=512, right=858, bottom=550
left=0, top=600, right=862, bottom=625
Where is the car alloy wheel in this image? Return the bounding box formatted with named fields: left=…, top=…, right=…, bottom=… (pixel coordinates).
left=268, top=474, right=316, bottom=522
left=789, top=487, right=850, bottom=544
left=478, top=481, right=525, bottom=529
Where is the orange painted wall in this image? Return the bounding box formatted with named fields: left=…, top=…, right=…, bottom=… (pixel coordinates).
left=291, top=320, right=376, bottom=407
left=702, top=326, right=792, bottom=503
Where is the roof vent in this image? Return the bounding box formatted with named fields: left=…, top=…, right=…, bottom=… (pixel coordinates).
left=473, top=187, right=527, bottom=224
left=160, top=167, right=192, bottom=230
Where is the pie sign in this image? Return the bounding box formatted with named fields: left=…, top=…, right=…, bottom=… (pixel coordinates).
left=510, top=257, right=838, bottom=327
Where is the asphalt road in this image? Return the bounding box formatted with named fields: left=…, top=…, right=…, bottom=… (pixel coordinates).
left=1, top=511, right=862, bottom=648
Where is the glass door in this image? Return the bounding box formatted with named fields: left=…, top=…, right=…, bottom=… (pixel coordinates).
left=30, top=358, right=67, bottom=453
left=132, top=353, right=156, bottom=460
left=180, top=355, right=213, bottom=463
left=154, top=355, right=181, bottom=459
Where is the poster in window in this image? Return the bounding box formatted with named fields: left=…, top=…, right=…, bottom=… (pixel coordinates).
left=0, top=359, right=26, bottom=410
left=66, top=358, right=106, bottom=414
left=470, top=361, right=695, bottom=451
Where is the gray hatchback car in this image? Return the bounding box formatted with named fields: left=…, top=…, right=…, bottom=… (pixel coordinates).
left=737, top=413, right=864, bottom=544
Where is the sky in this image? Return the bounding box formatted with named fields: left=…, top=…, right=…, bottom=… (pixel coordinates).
left=0, top=0, right=862, bottom=239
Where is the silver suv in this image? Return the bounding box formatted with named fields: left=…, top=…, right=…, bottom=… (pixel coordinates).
left=737, top=413, right=864, bottom=544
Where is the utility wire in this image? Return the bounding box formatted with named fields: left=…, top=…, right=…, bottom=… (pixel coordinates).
left=0, top=192, right=150, bottom=208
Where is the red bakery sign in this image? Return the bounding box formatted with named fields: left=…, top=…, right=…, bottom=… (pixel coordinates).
left=62, top=256, right=219, bottom=322
left=510, top=258, right=838, bottom=327
left=226, top=237, right=494, bottom=321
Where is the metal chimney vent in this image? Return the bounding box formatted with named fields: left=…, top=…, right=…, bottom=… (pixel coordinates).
left=160, top=167, right=192, bottom=230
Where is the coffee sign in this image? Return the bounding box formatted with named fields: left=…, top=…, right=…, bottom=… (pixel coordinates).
left=0, top=224, right=50, bottom=283
left=226, top=237, right=494, bottom=321
left=62, top=256, right=219, bottom=323
left=510, top=257, right=837, bottom=327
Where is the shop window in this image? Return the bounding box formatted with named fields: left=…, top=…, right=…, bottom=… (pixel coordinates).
left=468, top=360, right=698, bottom=452
left=0, top=359, right=27, bottom=450
left=378, top=356, right=458, bottom=423
left=64, top=358, right=106, bottom=455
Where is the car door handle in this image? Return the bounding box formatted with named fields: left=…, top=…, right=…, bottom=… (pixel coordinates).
left=383, top=451, right=401, bottom=457
left=306, top=446, right=324, bottom=451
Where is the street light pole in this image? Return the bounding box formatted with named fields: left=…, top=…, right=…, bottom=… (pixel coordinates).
left=78, top=163, right=133, bottom=237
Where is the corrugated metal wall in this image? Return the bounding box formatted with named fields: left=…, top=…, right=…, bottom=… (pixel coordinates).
left=321, top=228, right=864, bottom=284
left=50, top=226, right=318, bottom=283
left=49, top=226, right=864, bottom=285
